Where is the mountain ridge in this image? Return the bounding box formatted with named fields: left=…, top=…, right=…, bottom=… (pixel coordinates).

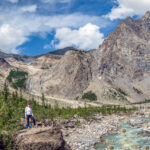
left=1, top=11, right=150, bottom=103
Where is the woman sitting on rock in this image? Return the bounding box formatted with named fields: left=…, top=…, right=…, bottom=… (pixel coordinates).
left=25, top=102, right=36, bottom=128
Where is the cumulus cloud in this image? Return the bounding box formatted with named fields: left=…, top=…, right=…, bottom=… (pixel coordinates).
left=20, top=5, right=37, bottom=13
left=106, top=0, right=150, bottom=20
left=0, top=24, right=27, bottom=53
left=50, top=23, right=104, bottom=50
left=0, top=5, right=108, bottom=53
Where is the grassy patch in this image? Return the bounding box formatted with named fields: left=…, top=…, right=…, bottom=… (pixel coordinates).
left=82, top=91, right=97, bottom=101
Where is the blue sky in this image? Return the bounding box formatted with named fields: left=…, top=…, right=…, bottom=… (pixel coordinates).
left=0, top=0, right=149, bottom=56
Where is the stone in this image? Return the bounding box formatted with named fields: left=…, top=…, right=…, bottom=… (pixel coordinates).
left=137, top=131, right=150, bottom=137
left=121, top=129, right=126, bottom=133
left=36, top=122, right=43, bottom=127
left=143, top=146, right=149, bottom=150
left=13, top=127, right=70, bottom=150
left=107, top=145, right=114, bottom=150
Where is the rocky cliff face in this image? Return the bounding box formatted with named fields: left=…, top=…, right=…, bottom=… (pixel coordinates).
left=98, top=11, right=150, bottom=102
left=0, top=58, right=10, bottom=70
left=100, top=11, right=150, bottom=78
left=27, top=50, right=95, bottom=98
left=0, top=58, right=12, bottom=87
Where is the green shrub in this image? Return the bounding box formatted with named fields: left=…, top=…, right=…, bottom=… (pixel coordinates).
left=7, top=70, right=28, bottom=89
left=133, top=87, right=143, bottom=94
left=117, top=88, right=127, bottom=96
left=82, top=91, right=97, bottom=101
left=11, top=78, right=26, bottom=89
left=7, top=70, right=28, bottom=82
left=41, top=66, right=49, bottom=69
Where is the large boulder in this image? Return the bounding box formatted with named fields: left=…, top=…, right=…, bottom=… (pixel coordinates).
left=13, top=127, right=70, bottom=150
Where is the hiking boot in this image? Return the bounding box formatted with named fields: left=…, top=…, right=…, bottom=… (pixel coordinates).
left=26, top=124, right=28, bottom=129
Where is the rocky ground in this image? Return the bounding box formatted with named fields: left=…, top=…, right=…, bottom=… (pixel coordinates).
left=61, top=114, right=122, bottom=150
left=16, top=113, right=123, bottom=150
left=61, top=109, right=150, bottom=150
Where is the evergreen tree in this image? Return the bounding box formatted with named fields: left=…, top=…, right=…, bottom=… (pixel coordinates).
left=3, top=81, right=9, bottom=102
left=15, top=90, right=18, bottom=99
left=12, top=91, right=16, bottom=100
left=19, top=90, right=23, bottom=101
left=42, top=93, right=45, bottom=107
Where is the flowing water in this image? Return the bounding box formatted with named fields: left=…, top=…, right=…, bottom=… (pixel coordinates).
left=95, top=117, right=150, bottom=150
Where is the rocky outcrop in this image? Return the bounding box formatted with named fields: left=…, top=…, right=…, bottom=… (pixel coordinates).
left=31, top=54, right=61, bottom=69
left=0, top=58, right=11, bottom=87
left=27, top=50, right=95, bottom=98
left=99, top=11, right=150, bottom=79
left=97, top=11, right=150, bottom=102
left=0, top=58, right=10, bottom=69
left=13, top=127, right=70, bottom=150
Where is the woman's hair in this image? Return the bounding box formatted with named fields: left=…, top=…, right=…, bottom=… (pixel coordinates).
left=27, top=101, right=31, bottom=105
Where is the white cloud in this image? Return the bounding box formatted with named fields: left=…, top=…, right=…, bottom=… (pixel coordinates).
left=0, top=24, right=27, bottom=53
left=20, top=5, right=37, bottom=13
left=0, top=6, right=108, bottom=53
left=8, top=0, right=19, bottom=3
left=51, top=23, right=104, bottom=50
left=106, top=0, right=150, bottom=20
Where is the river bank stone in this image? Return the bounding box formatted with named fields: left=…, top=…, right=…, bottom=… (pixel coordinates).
left=13, top=127, right=70, bottom=150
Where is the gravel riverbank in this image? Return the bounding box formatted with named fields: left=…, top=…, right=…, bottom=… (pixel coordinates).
left=61, top=114, right=123, bottom=150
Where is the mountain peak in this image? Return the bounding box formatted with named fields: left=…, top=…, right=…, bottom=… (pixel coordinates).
left=48, top=47, right=79, bottom=55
